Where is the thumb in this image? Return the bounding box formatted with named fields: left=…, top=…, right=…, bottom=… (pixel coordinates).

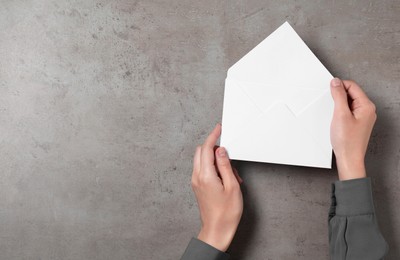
left=330, top=78, right=351, bottom=115
left=215, top=147, right=238, bottom=188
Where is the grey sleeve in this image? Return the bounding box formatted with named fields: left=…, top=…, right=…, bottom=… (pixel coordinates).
left=181, top=238, right=230, bottom=260
left=328, top=177, right=388, bottom=260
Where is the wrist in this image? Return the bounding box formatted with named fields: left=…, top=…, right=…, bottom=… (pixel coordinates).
left=197, top=225, right=236, bottom=252
left=335, top=156, right=366, bottom=181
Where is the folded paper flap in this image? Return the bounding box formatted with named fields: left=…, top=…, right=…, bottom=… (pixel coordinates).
left=228, top=78, right=329, bottom=116
left=223, top=97, right=331, bottom=154
left=227, top=21, right=332, bottom=87
left=220, top=79, right=262, bottom=146
left=221, top=101, right=295, bottom=148
left=223, top=101, right=332, bottom=165
left=285, top=89, right=330, bottom=116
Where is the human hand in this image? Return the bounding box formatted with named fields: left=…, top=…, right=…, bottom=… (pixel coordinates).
left=330, top=78, right=377, bottom=180
left=191, top=124, right=243, bottom=252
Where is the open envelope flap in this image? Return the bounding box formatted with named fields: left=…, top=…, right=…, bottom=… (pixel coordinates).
left=224, top=99, right=333, bottom=168
left=233, top=79, right=330, bottom=116
left=227, top=22, right=332, bottom=89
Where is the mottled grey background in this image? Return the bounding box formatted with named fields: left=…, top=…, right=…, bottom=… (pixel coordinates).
left=0, top=0, right=399, bottom=259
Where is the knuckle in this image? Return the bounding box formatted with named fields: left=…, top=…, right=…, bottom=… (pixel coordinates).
left=191, top=177, right=198, bottom=188
left=216, top=154, right=231, bottom=167
left=227, top=186, right=240, bottom=197
left=224, top=185, right=234, bottom=193
left=227, top=180, right=240, bottom=191
left=369, top=102, right=376, bottom=113
left=231, top=182, right=240, bottom=191
left=335, top=109, right=349, bottom=119
left=197, top=145, right=203, bottom=154
left=218, top=159, right=229, bottom=167
left=199, top=174, right=212, bottom=185
left=366, top=102, right=377, bottom=116
left=346, top=80, right=358, bottom=88
left=337, top=111, right=347, bottom=118
left=371, top=111, right=377, bottom=122
left=347, top=80, right=356, bottom=85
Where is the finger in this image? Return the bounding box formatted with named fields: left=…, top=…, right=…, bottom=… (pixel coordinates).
left=200, top=124, right=222, bottom=172
left=191, top=146, right=202, bottom=188
left=330, top=78, right=351, bottom=115
left=342, top=80, right=376, bottom=119
left=232, top=167, right=243, bottom=184
left=215, top=147, right=238, bottom=188
left=193, top=145, right=202, bottom=176
left=342, top=80, right=370, bottom=103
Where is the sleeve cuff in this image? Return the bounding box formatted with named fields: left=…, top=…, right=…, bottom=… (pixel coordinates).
left=333, top=177, right=375, bottom=216
left=181, top=238, right=230, bottom=260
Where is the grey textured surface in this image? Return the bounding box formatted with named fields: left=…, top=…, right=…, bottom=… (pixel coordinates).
left=0, top=0, right=399, bottom=259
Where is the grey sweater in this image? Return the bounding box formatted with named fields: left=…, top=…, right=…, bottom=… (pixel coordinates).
left=181, top=178, right=388, bottom=260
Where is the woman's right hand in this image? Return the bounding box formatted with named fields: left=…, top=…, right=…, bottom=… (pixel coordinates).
left=329, top=78, right=377, bottom=180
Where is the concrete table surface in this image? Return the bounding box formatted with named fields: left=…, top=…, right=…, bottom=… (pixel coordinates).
left=1, top=1, right=399, bottom=259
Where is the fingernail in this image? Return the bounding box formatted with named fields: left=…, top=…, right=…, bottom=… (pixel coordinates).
left=332, top=78, right=341, bottom=87
left=218, top=147, right=226, bottom=157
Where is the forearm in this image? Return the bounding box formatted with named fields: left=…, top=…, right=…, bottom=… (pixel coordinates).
left=328, top=177, right=388, bottom=260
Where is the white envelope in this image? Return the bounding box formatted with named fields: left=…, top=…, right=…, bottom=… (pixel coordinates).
left=220, top=21, right=334, bottom=168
